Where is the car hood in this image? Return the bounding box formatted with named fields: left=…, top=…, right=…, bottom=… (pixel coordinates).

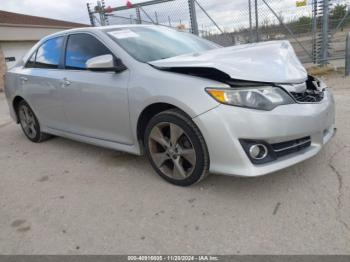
left=149, top=40, right=307, bottom=84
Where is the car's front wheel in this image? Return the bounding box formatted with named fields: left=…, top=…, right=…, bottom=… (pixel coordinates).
left=17, top=100, right=51, bottom=143
left=144, top=109, right=209, bottom=186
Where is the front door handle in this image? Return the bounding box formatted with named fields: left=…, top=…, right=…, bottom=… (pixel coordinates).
left=20, top=76, right=28, bottom=82
left=61, top=78, right=71, bottom=87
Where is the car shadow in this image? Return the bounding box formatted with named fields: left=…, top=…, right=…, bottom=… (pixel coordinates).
left=44, top=134, right=323, bottom=194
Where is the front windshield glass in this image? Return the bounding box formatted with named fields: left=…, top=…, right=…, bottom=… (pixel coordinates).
left=105, top=26, right=220, bottom=63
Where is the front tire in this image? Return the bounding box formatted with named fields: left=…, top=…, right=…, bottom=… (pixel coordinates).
left=17, top=100, right=51, bottom=143
left=144, top=109, right=209, bottom=186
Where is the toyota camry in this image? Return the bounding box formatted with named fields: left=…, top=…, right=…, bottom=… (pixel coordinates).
left=4, top=25, right=336, bottom=186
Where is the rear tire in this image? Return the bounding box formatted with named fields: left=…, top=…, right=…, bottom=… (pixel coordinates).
left=17, top=100, right=51, bottom=143
left=144, top=109, right=209, bottom=186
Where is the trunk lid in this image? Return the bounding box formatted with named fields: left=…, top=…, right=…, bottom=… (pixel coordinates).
left=149, top=40, right=307, bottom=84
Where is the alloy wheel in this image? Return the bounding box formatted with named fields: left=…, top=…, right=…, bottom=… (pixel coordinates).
left=148, top=122, right=197, bottom=180
left=18, top=104, right=37, bottom=139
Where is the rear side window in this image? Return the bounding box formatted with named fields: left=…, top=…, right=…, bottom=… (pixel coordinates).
left=35, top=37, right=64, bottom=69
left=65, top=33, right=112, bottom=70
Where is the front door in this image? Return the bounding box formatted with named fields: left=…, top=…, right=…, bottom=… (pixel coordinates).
left=59, top=33, right=132, bottom=145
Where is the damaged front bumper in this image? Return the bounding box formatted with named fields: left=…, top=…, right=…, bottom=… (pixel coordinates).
left=193, top=89, right=336, bottom=177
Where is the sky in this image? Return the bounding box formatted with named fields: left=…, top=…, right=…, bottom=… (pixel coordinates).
left=0, top=0, right=348, bottom=32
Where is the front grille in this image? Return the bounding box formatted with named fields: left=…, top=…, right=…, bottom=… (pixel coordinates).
left=290, top=90, right=324, bottom=103
left=271, top=136, right=311, bottom=158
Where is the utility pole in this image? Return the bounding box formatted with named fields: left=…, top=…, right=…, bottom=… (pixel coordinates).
left=155, top=11, right=159, bottom=24
left=254, top=0, right=259, bottom=42
left=346, top=32, right=350, bottom=76
left=168, top=16, right=172, bottom=27
left=136, top=7, right=142, bottom=24
left=312, top=0, right=317, bottom=63
left=320, top=0, right=330, bottom=66
left=188, top=0, right=199, bottom=35
left=101, top=0, right=109, bottom=25
left=96, top=1, right=105, bottom=26
left=86, top=3, right=95, bottom=26
left=248, top=0, right=253, bottom=42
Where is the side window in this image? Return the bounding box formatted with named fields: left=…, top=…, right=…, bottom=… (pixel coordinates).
left=25, top=51, right=37, bottom=68
left=35, top=37, right=64, bottom=69
left=65, top=34, right=112, bottom=70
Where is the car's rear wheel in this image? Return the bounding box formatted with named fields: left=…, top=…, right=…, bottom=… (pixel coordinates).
left=17, top=100, right=51, bottom=143
left=144, top=109, right=209, bottom=186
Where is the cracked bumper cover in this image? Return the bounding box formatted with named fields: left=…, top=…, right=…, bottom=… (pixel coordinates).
left=193, top=89, right=336, bottom=177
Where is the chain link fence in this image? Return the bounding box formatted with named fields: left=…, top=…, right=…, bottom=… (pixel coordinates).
left=329, top=1, right=350, bottom=63
left=87, top=0, right=350, bottom=66
left=108, top=0, right=191, bottom=28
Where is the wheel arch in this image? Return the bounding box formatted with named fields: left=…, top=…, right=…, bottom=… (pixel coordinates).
left=12, top=95, right=25, bottom=123
left=136, top=102, right=193, bottom=153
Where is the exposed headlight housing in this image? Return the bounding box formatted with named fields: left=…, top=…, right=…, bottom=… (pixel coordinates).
left=206, top=86, right=295, bottom=111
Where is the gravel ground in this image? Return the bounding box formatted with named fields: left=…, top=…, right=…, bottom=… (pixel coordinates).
left=0, top=73, right=349, bottom=255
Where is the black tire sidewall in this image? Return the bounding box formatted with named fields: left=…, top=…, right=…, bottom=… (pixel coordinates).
left=144, top=111, right=208, bottom=186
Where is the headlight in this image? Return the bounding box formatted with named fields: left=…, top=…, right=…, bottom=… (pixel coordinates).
left=206, top=86, right=295, bottom=111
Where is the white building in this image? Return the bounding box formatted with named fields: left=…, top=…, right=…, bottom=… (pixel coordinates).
left=0, top=10, right=88, bottom=90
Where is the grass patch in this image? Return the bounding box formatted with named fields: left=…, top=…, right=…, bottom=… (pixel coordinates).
left=307, top=66, right=345, bottom=77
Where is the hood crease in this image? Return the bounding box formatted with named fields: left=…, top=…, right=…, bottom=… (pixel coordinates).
left=149, top=41, right=307, bottom=84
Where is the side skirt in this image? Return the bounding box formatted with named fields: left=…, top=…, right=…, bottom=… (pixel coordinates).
left=44, top=127, right=141, bottom=155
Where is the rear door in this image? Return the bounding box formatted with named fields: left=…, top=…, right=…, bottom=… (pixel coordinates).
left=59, top=33, right=132, bottom=145
left=20, top=36, right=67, bottom=130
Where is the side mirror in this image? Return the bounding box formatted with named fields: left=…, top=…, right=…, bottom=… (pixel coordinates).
left=86, top=54, right=127, bottom=73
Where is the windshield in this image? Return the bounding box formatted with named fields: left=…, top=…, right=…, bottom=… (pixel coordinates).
left=105, top=26, right=220, bottom=63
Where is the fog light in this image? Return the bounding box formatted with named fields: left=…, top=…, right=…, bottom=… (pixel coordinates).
left=249, top=144, right=268, bottom=160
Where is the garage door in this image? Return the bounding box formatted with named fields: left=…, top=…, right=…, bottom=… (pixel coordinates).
left=0, top=41, right=37, bottom=69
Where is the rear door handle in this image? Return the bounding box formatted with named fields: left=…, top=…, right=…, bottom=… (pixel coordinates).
left=20, top=76, right=28, bottom=82
left=61, top=78, right=71, bottom=87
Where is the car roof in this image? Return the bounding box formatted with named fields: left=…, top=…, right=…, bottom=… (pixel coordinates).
left=43, top=24, right=160, bottom=40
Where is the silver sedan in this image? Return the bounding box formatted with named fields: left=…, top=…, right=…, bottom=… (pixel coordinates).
left=4, top=25, right=335, bottom=186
